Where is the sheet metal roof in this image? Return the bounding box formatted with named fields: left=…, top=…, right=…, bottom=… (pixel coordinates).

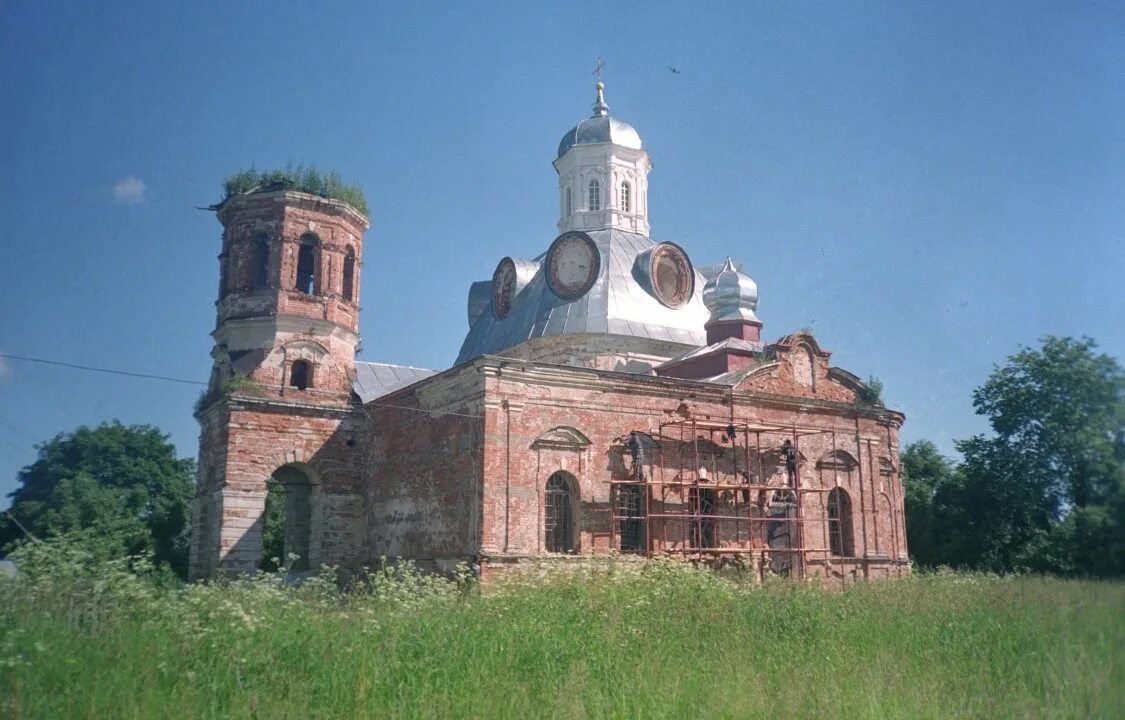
left=456, top=229, right=711, bottom=364
left=353, top=362, right=437, bottom=403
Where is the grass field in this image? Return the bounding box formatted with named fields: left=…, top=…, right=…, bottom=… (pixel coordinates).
left=1, top=549, right=1122, bottom=719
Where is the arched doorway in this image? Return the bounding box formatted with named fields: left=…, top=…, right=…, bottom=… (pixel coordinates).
left=767, top=489, right=797, bottom=574
left=261, top=464, right=315, bottom=571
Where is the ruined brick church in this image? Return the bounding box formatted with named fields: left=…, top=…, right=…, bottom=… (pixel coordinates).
left=189, top=83, right=908, bottom=583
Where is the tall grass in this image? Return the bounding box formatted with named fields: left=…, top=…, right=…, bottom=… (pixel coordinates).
left=1, top=541, right=1121, bottom=719
left=222, top=165, right=369, bottom=218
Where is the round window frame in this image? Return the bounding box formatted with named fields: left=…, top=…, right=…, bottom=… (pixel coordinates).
left=545, top=231, right=600, bottom=301
left=490, top=257, right=518, bottom=319
left=649, top=242, right=694, bottom=308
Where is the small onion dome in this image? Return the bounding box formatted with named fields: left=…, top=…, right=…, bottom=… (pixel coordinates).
left=703, top=257, right=760, bottom=324
left=557, top=82, right=643, bottom=159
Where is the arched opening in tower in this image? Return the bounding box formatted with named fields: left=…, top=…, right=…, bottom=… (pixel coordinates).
left=260, top=464, right=313, bottom=572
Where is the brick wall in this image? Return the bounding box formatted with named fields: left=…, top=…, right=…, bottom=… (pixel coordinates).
left=362, top=364, right=486, bottom=570
left=474, top=348, right=907, bottom=581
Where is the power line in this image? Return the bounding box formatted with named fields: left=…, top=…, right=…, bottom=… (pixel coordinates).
left=0, top=352, right=482, bottom=419
left=0, top=353, right=206, bottom=386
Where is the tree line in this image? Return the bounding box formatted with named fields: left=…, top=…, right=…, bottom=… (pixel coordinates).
left=904, top=337, right=1124, bottom=576
left=1, top=335, right=1122, bottom=579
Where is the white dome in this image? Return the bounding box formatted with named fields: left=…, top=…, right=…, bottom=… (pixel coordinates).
left=557, top=82, right=643, bottom=158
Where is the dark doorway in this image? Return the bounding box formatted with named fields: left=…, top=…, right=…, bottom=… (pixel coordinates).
left=689, top=487, right=717, bottom=549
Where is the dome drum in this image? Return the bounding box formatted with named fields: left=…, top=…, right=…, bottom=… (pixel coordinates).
left=633, top=242, right=695, bottom=309
left=491, top=257, right=540, bottom=320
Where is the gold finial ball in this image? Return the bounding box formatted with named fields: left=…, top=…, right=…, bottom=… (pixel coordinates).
left=597, top=81, right=605, bottom=90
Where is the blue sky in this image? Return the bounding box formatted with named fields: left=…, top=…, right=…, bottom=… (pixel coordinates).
left=1, top=1, right=1122, bottom=504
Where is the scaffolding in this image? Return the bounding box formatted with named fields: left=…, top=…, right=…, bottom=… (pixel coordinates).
left=609, top=418, right=864, bottom=583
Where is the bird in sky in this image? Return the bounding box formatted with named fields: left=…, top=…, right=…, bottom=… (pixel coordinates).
left=668, top=66, right=680, bottom=74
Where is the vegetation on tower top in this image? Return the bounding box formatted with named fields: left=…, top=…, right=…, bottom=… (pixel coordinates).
left=221, top=164, right=369, bottom=218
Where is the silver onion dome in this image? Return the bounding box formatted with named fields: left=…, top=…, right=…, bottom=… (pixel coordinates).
left=557, top=82, right=643, bottom=159
left=702, top=257, right=760, bottom=324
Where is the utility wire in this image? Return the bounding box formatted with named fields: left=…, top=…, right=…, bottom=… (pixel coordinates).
left=0, top=353, right=206, bottom=386
left=0, top=352, right=483, bottom=419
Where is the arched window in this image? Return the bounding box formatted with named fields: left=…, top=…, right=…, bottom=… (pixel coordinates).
left=296, top=234, right=319, bottom=294
left=827, top=487, right=854, bottom=557
left=565, top=186, right=572, bottom=216
left=792, top=344, right=816, bottom=389
left=289, top=360, right=311, bottom=390
left=620, top=181, right=631, bottom=213
left=617, top=483, right=645, bottom=552
left=817, top=451, right=857, bottom=490
left=342, top=247, right=356, bottom=302
left=545, top=471, right=576, bottom=553
left=250, top=234, right=270, bottom=289
left=588, top=179, right=601, bottom=212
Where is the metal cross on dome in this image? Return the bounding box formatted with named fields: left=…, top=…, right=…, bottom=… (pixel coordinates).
left=593, top=57, right=605, bottom=82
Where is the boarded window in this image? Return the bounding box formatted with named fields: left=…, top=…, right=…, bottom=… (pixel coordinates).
left=296, top=235, right=318, bottom=294
left=343, top=247, right=356, bottom=302
left=620, top=181, right=631, bottom=212
left=545, top=472, right=575, bottom=553
left=289, top=360, right=311, bottom=390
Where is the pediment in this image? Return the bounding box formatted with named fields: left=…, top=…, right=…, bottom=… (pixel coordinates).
left=532, top=425, right=592, bottom=450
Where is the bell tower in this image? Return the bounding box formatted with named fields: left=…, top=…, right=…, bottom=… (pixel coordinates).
left=190, top=185, right=370, bottom=580
left=207, top=189, right=367, bottom=399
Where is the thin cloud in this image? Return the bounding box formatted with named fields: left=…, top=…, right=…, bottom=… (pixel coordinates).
left=113, top=176, right=147, bottom=204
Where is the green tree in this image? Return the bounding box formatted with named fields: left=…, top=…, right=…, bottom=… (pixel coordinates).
left=0, top=422, right=195, bottom=576
left=901, top=440, right=959, bottom=567
left=954, top=336, right=1124, bottom=575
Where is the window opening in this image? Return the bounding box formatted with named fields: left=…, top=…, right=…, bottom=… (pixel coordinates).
left=588, top=179, right=601, bottom=212
left=620, top=181, right=631, bottom=213
left=565, top=186, right=572, bottom=216
left=827, top=487, right=854, bottom=557
left=545, top=472, right=575, bottom=553
left=289, top=360, right=311, bottom=390
left=617, top=483, right=645, bottom=552
left=296, top=235, right=318, bottom=294
left=343, top=247, right=356, bottom=302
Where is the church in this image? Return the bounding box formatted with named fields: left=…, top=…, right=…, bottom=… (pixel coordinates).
left=188, top=82, right=908, bottom=583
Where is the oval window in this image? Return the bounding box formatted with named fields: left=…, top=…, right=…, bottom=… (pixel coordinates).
left=650, top=243, right=694, bottom=308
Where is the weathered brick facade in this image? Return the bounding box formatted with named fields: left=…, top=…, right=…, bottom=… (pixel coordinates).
left=190, top=98, right=907, bottom=583
left=189, top=191, right=370, bottom=580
